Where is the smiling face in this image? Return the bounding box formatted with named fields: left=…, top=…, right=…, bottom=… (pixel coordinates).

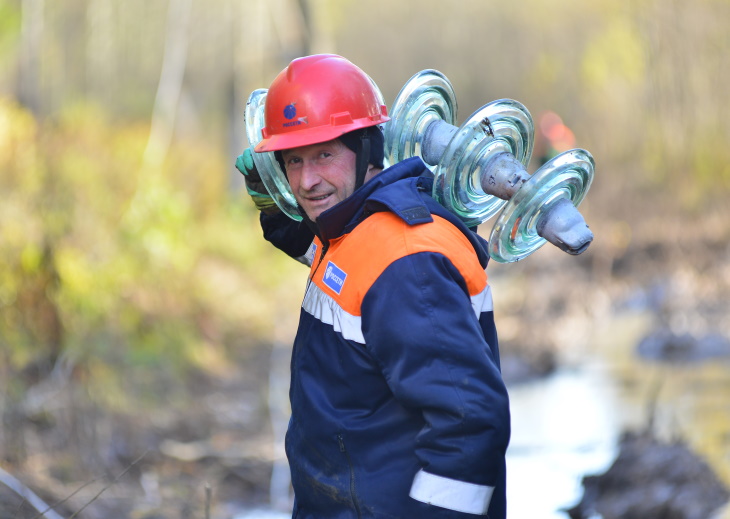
left=282, top=139, right=359, bottom=221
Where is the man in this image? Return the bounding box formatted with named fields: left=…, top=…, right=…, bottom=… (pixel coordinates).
left=239, top=54, right=510, bottom=518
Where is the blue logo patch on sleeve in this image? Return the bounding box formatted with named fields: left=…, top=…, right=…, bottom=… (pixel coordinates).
left=323, top=261, right=347, bottom=295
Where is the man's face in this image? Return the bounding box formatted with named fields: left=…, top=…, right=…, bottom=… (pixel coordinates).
left=282, top=139, right=357, bottom=221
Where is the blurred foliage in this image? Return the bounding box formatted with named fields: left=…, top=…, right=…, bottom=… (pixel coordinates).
left=0, top=3, right=19, bottom=59
left=0, top=96, right=305, bottom=410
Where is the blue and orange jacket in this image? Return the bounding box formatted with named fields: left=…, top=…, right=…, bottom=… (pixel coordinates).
left=286, top=157, right=510, bottom=518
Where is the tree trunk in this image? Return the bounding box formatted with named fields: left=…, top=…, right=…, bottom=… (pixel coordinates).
left=85, top=0, right=115, bottom=104
left=143, top=0, right=193, bottom=169
left=18, top=0, right=44, bottom=115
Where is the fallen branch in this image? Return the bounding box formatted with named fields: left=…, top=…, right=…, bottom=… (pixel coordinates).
left=0, top=465, right=65, bottom=519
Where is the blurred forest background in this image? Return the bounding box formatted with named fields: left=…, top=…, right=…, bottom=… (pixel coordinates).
left=1, top=0, right=730, bottom=518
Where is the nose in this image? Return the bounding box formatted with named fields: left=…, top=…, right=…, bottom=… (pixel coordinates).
left=298, top=162, right=322, bottom=192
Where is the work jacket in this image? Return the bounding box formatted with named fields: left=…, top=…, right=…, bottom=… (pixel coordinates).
left=287, top=157, right=510, bottom=518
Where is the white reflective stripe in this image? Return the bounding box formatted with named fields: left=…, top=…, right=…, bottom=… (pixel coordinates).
left=470, top=284, right=493, bottom=317
left=302, top=281, right=490, bottom=343
left=302, top=240, right=317, bottom=266
left=409, top=469, right=494, bottom=515
left=302, top=282, right=364, bottom=343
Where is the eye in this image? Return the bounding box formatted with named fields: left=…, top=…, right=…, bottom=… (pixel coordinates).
left=285, top=156, right=302, bottom=168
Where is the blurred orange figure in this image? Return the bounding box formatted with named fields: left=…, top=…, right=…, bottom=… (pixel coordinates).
left=535, top=110, right=576, bottom=166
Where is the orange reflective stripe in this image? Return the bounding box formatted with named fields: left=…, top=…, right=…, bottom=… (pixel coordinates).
left=309, top=212, right=488, bottom=316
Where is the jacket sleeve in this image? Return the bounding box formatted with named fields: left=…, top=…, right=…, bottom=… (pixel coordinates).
left=259, top=211, right=314, bottom=261
left=360, top=250, right=510, bottom=516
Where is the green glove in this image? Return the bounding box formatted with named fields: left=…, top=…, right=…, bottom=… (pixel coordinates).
left=235, top=148, right=280, bottom=214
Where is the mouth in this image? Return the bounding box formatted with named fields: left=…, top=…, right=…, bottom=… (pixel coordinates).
left=298, top=192, right=335, bottom=218
left=305, top=193, right=331, bottom=202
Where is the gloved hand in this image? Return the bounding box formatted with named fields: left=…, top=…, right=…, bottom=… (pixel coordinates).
left=235, top=147, right=280, bottom=215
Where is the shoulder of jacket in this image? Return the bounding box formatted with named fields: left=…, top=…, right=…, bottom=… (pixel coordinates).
left=359, top=211, right=471, bottom=252
left=311, top=211, right=487, bottom=315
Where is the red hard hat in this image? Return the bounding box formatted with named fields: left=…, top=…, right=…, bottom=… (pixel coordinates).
left=254, top=54, right=390, bottom=153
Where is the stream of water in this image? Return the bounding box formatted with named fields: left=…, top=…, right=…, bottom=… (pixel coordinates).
left=506, top=311, right=730, bottom=518
left=506, top=365, right=622, bottom=517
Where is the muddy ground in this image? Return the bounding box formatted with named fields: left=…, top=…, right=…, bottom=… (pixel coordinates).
left=567, top=430, right=730, bottom=519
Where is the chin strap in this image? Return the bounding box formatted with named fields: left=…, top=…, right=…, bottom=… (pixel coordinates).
left=354, top=132, right=371, bottom=191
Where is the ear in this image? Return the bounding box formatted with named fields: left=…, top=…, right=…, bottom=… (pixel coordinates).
left=364, top=164, right=382, bottom=183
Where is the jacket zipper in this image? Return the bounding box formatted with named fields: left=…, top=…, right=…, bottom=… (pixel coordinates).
left=308, top=240, right=329, bottom=283
left=337, top=433, right=362, bottom=519
left=302, top=240, right=329, bottom=304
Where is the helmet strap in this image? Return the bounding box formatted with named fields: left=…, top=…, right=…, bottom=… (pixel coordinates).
left=354, top=132, right=371, bottom=191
